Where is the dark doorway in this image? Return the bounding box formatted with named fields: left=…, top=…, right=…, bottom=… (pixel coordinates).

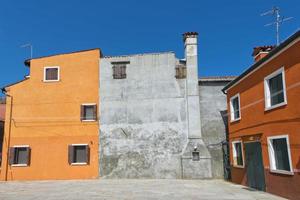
left=245, top=142, right=266, bottom=191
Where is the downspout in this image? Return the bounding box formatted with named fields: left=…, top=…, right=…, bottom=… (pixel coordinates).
left=1, top=88, right=13, bottom=181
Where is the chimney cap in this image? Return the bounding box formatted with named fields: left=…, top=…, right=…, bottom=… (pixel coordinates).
left=183, top=32, right=198, bottom=41
left=252, top=45, right=275, bottom=57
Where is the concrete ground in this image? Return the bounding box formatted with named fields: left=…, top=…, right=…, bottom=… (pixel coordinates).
left=0, top=179, right=285, bottom=200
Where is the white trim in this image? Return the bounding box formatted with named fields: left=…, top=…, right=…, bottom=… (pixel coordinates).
left=267, top=134, right=294, bottom=175
left=71, top=144, right=88, bottom=146
left=264, top=67, right=287, bottom=111
left=11, top=164, right=28, bottom=167
left=13, top=145, right=29, bottom=148
left=224, top=37, right=300, bottom=93
left=43, top=66, right=60, bottom=82
left=81, top=103, right=97, bottom=106
left=71, top=162, right=88, bottom=166
left=229, top=93, right=241, bottom=122
left=232, top=140, right=245, bottom=168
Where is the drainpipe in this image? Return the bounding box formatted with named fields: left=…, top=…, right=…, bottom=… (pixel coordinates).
left=1, top=88, right=13, bottom=181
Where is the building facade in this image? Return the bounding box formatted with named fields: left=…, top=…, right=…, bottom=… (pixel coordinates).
left=222, top=31, right=300, bottom=199
left=0, top=49, right=100, bottom=180
left=99, top=33, right=232, bottom=179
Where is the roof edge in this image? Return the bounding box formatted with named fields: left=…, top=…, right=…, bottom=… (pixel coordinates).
left=222, top=30, right=300, bottom=93
left=25, top=48, right=102, bottom=67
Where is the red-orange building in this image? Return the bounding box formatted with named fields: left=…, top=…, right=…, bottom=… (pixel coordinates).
left=222, top=31, right=300, bottom=200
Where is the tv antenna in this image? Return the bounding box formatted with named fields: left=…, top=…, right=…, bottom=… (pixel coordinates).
left=261, top=6, right=293, bottom=46
left=20, top=43, right=33, bottom=59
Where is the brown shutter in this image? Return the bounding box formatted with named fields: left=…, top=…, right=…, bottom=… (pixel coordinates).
left=121, top=65, right=126, bottom=78
left=86, top=145, right=90, bottom=165
left=9, top=147, right=15, bottom=165
left=80, top=105, right=84, bottom=121
left=93, top=105, right=97, bottom=121
left=26, top=147, right=31, bottom=166
left=68, top=145, right=74, bottom=165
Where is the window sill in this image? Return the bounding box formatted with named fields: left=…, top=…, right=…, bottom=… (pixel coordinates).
left=43, top=79, right=60, bottom=83
left=230, top=118, right=241, bottom=123
left=233, top=165, right=244, bottom=169
left=265, top=101, right=287, bottom=111
left=11, top=164, right=28, bottom=167
left=269, top=169, right=294, bottom=175
left=81, top=120, right=97, bottom=122
left=71, top=163, right=88, bottom=166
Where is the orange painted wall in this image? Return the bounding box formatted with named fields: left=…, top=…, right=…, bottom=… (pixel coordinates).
left=0, top=49, right=100, bottom=181
left=227, top=40, right=300, bottom=199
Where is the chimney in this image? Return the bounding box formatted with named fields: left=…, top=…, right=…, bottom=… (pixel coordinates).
left=182, top=32, right=201, bottom=139
left=252, top=45, right=275, bottom=62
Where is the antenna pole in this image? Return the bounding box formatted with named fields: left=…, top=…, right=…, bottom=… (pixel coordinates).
left=276, top=7, right=280, bottom=45
left=261, top=6, right=293, bottom=46
left=20, top=43, right=33, bottom=59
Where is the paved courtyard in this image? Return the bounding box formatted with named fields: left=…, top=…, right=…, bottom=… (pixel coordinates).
left=0, top=179, right=285, bottom=200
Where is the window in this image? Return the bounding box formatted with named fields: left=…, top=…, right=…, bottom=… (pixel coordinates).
left=68, top=144, right=90, bottom=165
left=264, top=67, right=287, bottom=110
left=9, top=146, right=31, bottom=166
left=112, top=62, right=129, bottom=79
left=230, top=94, right=241, bottom=122
left=44, top=66, right=60, bottom=82
left=80, top=104, right=97, bottom=121
left=175, top=65, right=187, bottom=79
left=232, top=141, right=244, bottom=167
left=267, top=135, right=293, bottom=174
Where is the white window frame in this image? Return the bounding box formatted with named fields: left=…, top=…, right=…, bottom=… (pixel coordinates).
left=264, top=67, right=287, bottom=111
left=232, top=140, right=245, bottom=168
left=11, top=145, right=30, bottom=167
left=43, top=66, right=60, bottom=82
left=267, top=135, right=293, bottom=175
left=230, top=93, right=241, bottom=122
left=81, top=103, right=97, bottom=122
left=70, top=144, right=89, bottom=165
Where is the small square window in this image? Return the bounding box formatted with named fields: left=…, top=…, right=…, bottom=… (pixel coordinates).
left=264, top=67, right=287, bottom=110
left=230, top=94, right=241, bottom=122
left=112, top=62, right=128, bottom=79
left=232, top=141, right=244, bottom=167
left=44, top=67, right=59, bottom=82
left=68, top=144, right=89, bottom=165
left=175, top=65, right=187, bottom=79
left=268, top=135, right=293, bottom=174
left=9, top=146, right=31, bottom=166
left=81, top=104, right=97, bottom=121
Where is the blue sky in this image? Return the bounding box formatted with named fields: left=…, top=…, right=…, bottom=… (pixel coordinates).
left=0, top=0, right=299, bottom=88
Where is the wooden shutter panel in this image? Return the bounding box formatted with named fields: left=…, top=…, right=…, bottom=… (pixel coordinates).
left=26, top=147, right=31, bottom=166
left=86, top=145, right=90, bottom=165
left=121, top=65, right=126, bottom=78
left=80, top=105, right=84, bottom=121
left=93, top=105, right=97, bottom=121
left=68, top=145, right=74, bottom=164
left=9, top=147, right=15, bottom=165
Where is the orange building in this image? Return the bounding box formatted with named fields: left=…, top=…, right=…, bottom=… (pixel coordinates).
left=0, top=48, right=101, bottom=181
left=222, top=31, right=300, bottom=199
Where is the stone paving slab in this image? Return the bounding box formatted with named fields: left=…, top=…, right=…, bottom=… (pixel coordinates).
left=0, top=179, right=286, bottom=200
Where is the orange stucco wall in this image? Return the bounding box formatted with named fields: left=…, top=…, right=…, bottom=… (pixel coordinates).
left=0, top=49, right=100, bottom=181
left=227, top=40, right=300, bottom=199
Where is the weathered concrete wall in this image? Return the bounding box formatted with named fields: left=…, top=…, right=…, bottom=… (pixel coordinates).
left=100, top=52, right=190, bottom=178
left=199, top=81, right=231, bottom=178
